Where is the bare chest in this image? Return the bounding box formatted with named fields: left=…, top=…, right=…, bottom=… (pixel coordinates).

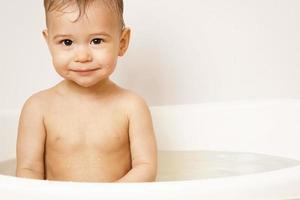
left=44, top=104, right=129, bottom=154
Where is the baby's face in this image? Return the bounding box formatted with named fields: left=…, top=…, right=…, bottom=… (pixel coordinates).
left=43, top=1, right=129, bottom=88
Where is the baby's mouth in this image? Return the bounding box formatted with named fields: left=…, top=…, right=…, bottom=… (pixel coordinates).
left=71, top=68, right=100, bottom=73
left=70, top=67, right=101, bottom=76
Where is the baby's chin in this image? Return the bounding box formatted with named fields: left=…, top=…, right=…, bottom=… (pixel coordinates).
left=73, top=80, right=100, bottom=88
left=72, top=79, right=108, bottom=89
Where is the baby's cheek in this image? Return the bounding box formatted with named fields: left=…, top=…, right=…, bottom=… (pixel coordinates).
left=52, top=54, right=70, bottom=68
left=97, top=53, right=118, bottom=70
left=52, top=55, right=72, bottom=78
left=105, top=59, right=118, bottom=74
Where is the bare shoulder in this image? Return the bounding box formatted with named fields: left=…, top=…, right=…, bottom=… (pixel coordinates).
left=117, top=89, right=151, bottom=115
left=21, top=89, right=53, bottom=115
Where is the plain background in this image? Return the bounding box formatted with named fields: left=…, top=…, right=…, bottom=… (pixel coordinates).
left=0, top=0, right=300, bottom=110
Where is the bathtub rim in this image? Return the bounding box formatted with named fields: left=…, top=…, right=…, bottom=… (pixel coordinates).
left=0, top=163, right=300, bottom=199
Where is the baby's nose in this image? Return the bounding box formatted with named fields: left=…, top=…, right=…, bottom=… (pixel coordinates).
left=74, top=46, right=92, bottom=62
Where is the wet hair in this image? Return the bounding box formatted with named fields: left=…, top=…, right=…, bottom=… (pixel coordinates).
left=44, top=0, right=125, bottom=28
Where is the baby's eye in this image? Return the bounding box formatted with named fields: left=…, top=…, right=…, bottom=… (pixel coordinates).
left=61, top=39, right=73, bottom=46
left=90, top=38, right=103, bottom=45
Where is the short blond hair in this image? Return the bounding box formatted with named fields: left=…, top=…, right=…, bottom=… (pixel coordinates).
left=44, top=0, right=125, bottom=28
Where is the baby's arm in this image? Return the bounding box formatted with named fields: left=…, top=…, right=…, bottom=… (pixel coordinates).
left=16, top=94, right=46, bottom=179
left=117, top=95, right=157, bottom=182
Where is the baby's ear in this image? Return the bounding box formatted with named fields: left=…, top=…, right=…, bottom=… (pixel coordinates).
left=119, top=28, right=131, bottom=56
left=42, top=29, right=49, bottom=43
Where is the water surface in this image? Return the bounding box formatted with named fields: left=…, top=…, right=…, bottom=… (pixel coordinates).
left=1, top=151, right=299, bottom=181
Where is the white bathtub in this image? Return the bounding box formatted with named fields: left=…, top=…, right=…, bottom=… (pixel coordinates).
left=0, top=99, right=300, bottom=199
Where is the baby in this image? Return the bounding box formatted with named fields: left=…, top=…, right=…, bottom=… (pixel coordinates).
left=16, top=0, right=157, bottom=182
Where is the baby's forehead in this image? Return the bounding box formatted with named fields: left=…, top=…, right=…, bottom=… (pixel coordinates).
left=46, top=4, right=121, bottom=35
left=46, top=1, right=123, bottom=28
left=47, top=1, right=113, bottom=18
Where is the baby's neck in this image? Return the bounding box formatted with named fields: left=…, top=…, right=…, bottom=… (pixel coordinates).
left=59, top=78, right=116, bottom=99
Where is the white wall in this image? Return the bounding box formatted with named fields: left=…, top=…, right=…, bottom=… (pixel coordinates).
left=0, top=0, right=300, bottom=109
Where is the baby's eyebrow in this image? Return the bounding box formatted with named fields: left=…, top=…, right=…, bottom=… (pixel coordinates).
left=53, top=34, right=72, bottom=40
left=89, top=32, right=111, bottom=38
left=52, top=32, right=111, bottom=40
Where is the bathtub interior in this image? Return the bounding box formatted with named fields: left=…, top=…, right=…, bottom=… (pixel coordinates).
left=1, top=99, right=300, bottom=181
left=0, top=110, right=18, bottom=161
left=151, top=99, right=300, bottom=160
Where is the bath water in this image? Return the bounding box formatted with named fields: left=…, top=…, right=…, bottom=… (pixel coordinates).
left=157, top=151, right=300, bottom=181
left=1, top=151, right=299, bottom=181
